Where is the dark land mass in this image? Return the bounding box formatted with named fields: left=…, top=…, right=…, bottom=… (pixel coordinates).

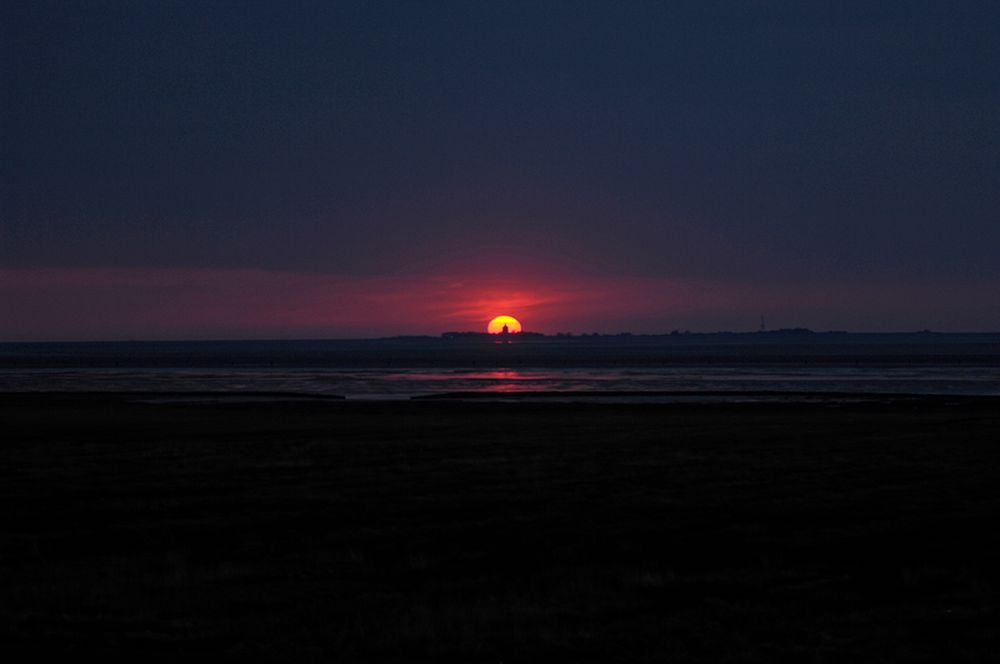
left=3, top=331, right=1000, bottom=369
left=3, top=393, right=1000, bottom=661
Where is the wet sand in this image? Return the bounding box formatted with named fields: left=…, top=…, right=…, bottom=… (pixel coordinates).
left=3, top=393, right=1000, bottom=661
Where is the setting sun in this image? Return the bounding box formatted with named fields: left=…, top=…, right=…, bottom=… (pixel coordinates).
left=487, top=315, right=522, bottom=334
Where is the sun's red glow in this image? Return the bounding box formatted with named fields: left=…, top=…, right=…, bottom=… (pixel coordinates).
left=487, top=315, right=522, bottom=334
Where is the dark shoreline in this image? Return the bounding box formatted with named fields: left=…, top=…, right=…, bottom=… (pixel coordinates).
left=4, top=393, right=1000, bottom=661
left=5, top=390, right=1000, bottom=403
left=412, top=389, right=1000, bottom=402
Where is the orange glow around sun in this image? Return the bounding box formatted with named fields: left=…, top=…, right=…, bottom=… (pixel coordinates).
left=487, top=315, right=522, bottom=334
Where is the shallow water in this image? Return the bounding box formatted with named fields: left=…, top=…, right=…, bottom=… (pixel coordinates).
left=2, top=338, right=998, bottom=399
left=2, top=365, right=999, bottom=399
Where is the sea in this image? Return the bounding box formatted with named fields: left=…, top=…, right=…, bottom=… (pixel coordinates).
left=2, top=335, right=999, bottom=401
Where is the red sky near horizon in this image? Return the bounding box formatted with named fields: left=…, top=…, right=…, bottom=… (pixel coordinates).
left=3, top=266, right=997, bottom=341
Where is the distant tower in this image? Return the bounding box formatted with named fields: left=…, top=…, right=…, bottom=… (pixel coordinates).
left=502, top=324, right=509, bottom=336
left=759, top=314, right=766, bottom=332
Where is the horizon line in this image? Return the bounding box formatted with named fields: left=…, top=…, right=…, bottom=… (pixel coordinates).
left=5, top=328, right=1000, bottom=345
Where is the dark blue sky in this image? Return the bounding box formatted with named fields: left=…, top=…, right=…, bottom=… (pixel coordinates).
left=2, top=1, right=999, bottom=337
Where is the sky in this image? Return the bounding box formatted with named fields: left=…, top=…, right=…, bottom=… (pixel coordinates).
left=2, top=1, right=999, bottom=340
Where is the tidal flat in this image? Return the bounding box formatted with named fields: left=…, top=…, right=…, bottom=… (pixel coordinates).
left=3, top=394, right=999, bottom=661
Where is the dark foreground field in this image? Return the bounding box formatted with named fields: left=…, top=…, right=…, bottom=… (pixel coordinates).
left=3, top=394, right=1000, bottom=662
